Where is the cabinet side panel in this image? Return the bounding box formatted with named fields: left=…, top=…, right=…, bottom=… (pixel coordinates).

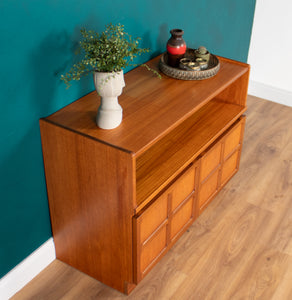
left=216, top=68, right=250, bottom=107
left=40, top=120, right=134, bottom=293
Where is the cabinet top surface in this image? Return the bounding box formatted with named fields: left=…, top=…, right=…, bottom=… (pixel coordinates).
left=44, top=55, right=249, bottom=156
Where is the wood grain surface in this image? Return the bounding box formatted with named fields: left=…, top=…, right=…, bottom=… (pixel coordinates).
left=13, top=95, right=292, bottom=299
left=44, top=56, right=248, bottom=156
left=136, top=100, right=245, bottom=207
left=39, top=120, right=135, bottom=293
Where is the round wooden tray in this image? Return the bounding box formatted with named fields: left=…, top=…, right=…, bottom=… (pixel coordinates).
left=159, top=48, right=220, bottom=80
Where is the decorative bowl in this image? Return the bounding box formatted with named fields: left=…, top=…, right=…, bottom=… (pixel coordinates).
left=159, top=48, right=220, bottom=80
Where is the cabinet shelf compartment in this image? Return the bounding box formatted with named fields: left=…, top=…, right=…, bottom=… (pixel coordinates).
left=136, top=98, right=246, bottom=209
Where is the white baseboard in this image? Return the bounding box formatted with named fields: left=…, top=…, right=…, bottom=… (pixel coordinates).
left=0, top=238, right=55, bottom=300
left=248, top=80, right=292, bottom=107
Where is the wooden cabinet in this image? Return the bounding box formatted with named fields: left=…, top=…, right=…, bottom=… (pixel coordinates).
left=40, top=55, right=249, bottom=294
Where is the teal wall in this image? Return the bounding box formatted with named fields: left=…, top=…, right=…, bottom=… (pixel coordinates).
left=0, top=0, right=256, bottom=278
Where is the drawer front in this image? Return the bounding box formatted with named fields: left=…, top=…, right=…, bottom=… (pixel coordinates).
left=137, top=192, right=168, bottom=243
left=134, top=163, right=198, bottom=282
left=221, top=149, right=240, bottom=185
left=170, top=196, right=194, bottom=241
left=200, top=142, right=222, bottom=181
left=140, top=224, right=167, bottom=274
left=198, top=116, right=245, bottom=213
left=223, top=117, right=245, bottom=159
left=199, top=168, right=220, bottom=209
left=171, top=166, right=196, bottom=211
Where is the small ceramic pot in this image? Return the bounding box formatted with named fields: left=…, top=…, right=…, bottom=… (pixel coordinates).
left=196, top=58, right=208, bottom=70
left=179, top=58, right=192, bottom=70
left=187, top=62, right=201, bottom=71
left=195, top=46, right=210, bottom=63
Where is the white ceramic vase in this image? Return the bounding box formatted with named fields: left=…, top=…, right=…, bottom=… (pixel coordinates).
left=94, top=70, right=125, bottom=129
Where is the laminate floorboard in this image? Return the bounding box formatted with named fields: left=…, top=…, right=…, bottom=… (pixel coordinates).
left=12, top=96, right=292, bottom=300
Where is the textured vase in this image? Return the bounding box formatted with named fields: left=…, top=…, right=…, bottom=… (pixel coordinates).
left=166, top=29, right=187, bottom=68
left=94, top=71, right=125, bottom=130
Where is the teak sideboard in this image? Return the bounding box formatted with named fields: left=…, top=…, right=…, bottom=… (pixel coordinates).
left=40, top=55, right=249, bottom=294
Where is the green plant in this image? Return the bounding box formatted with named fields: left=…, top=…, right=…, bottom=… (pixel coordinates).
left=61, top=23, right=160, bottom=88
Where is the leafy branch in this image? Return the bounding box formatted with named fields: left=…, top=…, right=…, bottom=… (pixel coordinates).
left=61, top=23, right=160, bottom=88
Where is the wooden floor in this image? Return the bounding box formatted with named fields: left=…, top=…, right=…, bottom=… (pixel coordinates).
left=13, top=96, right=292, bottom=300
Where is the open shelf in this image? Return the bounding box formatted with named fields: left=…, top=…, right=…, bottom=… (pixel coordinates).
left=136, top=99, right=246, bottom=207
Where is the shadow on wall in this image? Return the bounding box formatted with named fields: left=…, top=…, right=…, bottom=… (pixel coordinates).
left=132, top=23, right=168, bottom=66
left=29, top=29, right=93, bottom=117
left=143, top=23, right=169, bottom=59
left=157, top=23, right=169, bottom=55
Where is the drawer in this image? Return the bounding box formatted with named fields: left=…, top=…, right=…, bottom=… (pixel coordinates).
left=223, top=117, right=245, bottom=159
left=200, top=142, right=222, bottom=181
left=134, top=163, right=198, bottom=282
left=139, top=223, right=167, bottom=278
left=221, top=149, right=240, bottom=185
left=136, top=192, right=168, bottom=243
left=171, top=166, right=196, bottom=212
left=170, top=195, right=194, bottom=241
left=199, top=168, right=220, bottom=209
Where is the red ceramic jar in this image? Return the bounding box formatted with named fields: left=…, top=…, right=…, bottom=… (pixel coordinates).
left=166, top=29, right=187, bottom=67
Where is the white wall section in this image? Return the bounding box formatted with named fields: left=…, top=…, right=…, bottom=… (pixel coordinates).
left=248, top=0, right=292, bottom=106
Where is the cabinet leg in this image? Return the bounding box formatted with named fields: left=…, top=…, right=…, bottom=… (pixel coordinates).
left=124, top=282, right=137, bottom=295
